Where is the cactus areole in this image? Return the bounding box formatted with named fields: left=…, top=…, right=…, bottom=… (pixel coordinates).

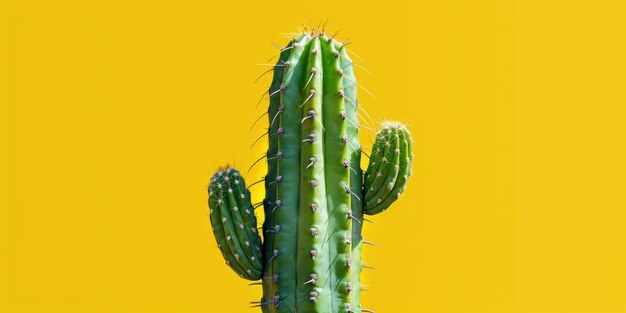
left=208, top=30, right=413, bottom=313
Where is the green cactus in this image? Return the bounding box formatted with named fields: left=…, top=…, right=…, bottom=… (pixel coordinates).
left=207, top=30, right=413, bottom=313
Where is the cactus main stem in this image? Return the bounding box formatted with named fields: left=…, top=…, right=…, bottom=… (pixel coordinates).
left=262, top=34, right=363, bottom=313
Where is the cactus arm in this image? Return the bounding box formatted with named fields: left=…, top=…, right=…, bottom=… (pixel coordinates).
left=364, top=127, right=401, bottom=206
left=208, top=169, right=263, bottom=280
left=296, top=36, right=333, bottom=312
left=368, top=126, right=412, bottom=213
left=364, top=123, right=413, bottom=215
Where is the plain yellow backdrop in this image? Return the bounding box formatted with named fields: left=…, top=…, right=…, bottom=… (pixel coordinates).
left=1, top=0, right=625, bottom=312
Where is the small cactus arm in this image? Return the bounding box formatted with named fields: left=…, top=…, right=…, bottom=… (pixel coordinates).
left=363, top=122, right=413, bottom=215
left=208, top=168, right=263, bottom=280
left=207, top=31, right=413, bottom=313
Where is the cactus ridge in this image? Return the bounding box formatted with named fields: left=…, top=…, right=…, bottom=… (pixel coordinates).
left=208, top=30, right=414, bottom=313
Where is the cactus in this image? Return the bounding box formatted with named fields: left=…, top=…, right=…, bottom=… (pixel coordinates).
left=207, top=30, right=413, bottom=313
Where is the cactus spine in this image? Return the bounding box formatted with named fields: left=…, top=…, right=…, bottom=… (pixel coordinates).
left=208, top=30, right=413, bottom=313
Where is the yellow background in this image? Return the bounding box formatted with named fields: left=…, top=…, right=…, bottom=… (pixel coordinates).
left=1, top=0, right=625, bottom=312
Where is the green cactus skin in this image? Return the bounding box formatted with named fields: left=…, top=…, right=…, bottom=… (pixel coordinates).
left=207, top=31, right=413, bottom=313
